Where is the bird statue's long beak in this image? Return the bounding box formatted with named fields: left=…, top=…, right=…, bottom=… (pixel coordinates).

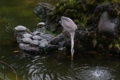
left=70, top=32, right=75, bottom=60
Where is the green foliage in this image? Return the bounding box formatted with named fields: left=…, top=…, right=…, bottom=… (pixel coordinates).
left=51, top=0, right=120, bottom=28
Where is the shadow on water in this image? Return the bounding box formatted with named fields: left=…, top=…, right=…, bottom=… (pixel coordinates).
left=0, top=0, right=120, bottom=80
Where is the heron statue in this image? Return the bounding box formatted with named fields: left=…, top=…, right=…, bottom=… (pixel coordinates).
left=59, top=16, right=77, bottom=60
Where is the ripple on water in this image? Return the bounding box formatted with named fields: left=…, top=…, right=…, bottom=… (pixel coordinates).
left=70, top=66, right=115, bottom=80
left=22, top=57, right=116, bottom=80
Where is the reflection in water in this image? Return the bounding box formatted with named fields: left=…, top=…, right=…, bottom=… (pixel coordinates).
left=0, top=61, right=18, bottom=80
left=0, top=53, right=119, bottom=80
left=13, top=56, right=115, bottom=80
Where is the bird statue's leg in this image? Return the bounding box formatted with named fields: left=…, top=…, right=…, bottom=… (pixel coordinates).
left=70, top=32, right=75, bottom=60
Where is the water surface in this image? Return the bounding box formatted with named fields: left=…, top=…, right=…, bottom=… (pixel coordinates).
left=0, top=0, right=120, bottom=80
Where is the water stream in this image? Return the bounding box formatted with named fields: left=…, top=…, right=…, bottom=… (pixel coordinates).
left=0, top=0, right=120, bottom=80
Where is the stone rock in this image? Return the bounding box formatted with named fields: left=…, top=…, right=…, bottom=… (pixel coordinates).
left=32, top=31, right=41, bottom=36
left=19, top=43, right=31, bottom=52
left=40, top=33, right=54, bottom=41
left=50, top=33, right=65, bottom=47
left=22, top=38, right=33, bottom=44
left=33, top=2, right=55, bottom=22
left=22, top=33, right=32, bottom=38
left=30, top=40, right=40, bottom=46
left=39, top=39, right=48, bottom=48
left=32, top=35, right=42, bottom=40
left=45, top=44, right=58, bottom=52
left=15, top=1, right=120, bottom=57
left=33, top=2, right=58, bottom=32
left=98, top=11, right=119, bottom=37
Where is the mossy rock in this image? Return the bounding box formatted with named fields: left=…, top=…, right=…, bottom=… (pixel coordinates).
left=33, top=0, right=120, bottom=56
left=51, top=0, right=120, bottom=29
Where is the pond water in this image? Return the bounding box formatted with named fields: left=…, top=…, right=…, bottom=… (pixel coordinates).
left=0, top=0, right=120, bottom=80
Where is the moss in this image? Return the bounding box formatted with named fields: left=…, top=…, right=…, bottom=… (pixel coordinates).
left=116, top=44, right=120, bottom=50
left=108, top=43, right=113, bottom=49
left=51, top=0, right=119, bottom=29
